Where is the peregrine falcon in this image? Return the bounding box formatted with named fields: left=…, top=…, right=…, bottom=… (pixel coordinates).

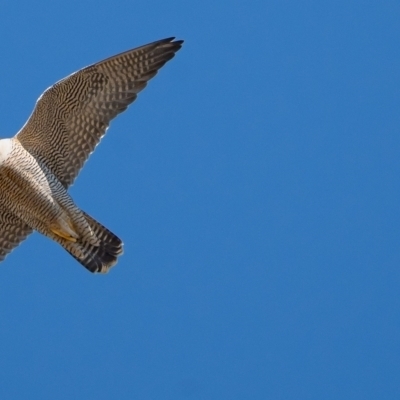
left=0, top=37, right=183, bottom=273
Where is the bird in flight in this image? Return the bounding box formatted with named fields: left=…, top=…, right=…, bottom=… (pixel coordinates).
left=0, top=37, right=183, bottom=273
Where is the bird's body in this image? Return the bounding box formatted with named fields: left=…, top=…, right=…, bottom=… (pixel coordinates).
left=0, top=37, right=183, bottom=273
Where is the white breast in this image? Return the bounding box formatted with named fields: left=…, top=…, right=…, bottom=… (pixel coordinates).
left=0, top=139, right=13, bottom=165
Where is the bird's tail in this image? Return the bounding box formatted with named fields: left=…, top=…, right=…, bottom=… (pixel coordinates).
left=57, top=211, right=123, bottom=273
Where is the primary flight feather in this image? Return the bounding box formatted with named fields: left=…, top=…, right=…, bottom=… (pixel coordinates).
left=0, top=37, right=183, bottom=273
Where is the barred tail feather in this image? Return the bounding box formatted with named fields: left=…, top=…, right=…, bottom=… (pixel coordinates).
left=59, top=212, right=123, bottom=273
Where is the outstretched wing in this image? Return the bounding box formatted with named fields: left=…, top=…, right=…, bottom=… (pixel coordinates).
left=17, top=37, right=183, bottom=188
left=0, top=208, right=33, bottom=262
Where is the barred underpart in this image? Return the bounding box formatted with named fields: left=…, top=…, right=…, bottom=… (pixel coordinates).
left=0, top=37, right=183, bottom=272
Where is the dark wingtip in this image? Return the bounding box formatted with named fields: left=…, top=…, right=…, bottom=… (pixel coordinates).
left=156, top=37, right=184, bottom=49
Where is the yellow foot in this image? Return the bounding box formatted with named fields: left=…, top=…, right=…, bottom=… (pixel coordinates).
left=50, top=227, right=78, bottom=242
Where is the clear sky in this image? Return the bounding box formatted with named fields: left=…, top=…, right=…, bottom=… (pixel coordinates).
left=0, top=1, right=399, bottom=399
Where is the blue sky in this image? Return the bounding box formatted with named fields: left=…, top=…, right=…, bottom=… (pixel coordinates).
left=0, top=0, right=400, bottom=399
